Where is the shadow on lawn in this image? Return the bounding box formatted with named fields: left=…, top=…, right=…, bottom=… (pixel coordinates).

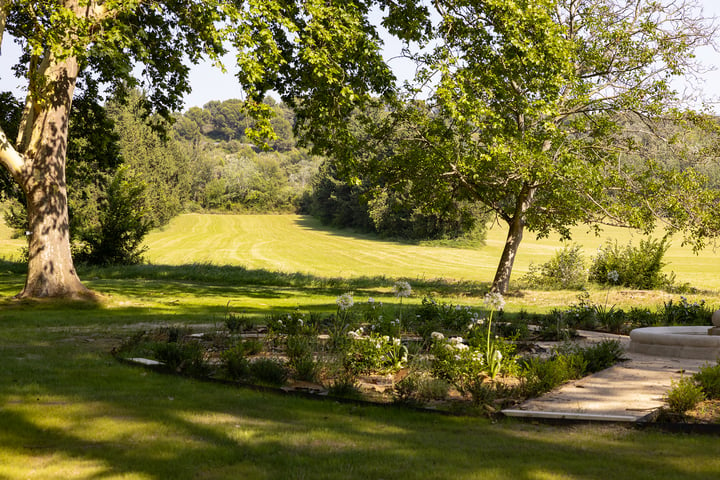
left=2, top=347, right=719, bottom=479
left=1, top=319, right=720, bottom=479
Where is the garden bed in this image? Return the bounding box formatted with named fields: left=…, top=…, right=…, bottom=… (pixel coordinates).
left=112, top=290, right=628, bottom=416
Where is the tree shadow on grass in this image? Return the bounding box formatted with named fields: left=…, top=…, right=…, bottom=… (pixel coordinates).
left=2, top=309, right=720, bottom=480
left=1, top=337, right=719, bottom=480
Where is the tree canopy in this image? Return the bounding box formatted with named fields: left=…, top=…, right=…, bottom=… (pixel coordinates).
left=0, top=0, right=425, bottom=298
left=327, top=0, right=720, bottom=294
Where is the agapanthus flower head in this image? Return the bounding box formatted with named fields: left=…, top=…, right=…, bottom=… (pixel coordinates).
left=336, top=292, right=354, bottom=310
left=484, top=292, right=505, bottom=311
left=607, top=270, right=620, bottom=284
left=393, top=280, right=412, bottom=298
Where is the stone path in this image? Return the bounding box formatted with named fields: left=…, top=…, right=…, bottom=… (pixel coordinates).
left=502, top=331, right=709, bottom=422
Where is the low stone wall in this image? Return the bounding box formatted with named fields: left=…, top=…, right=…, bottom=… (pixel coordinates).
left=629, top=326, right=720, bottom=360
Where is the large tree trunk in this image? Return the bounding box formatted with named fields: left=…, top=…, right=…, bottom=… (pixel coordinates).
left=491, top=184, right=537, bottom=294
left=13, top=54, right=90, bottom=299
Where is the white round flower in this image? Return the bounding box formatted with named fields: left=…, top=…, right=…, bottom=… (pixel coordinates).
left=431, top=331, right=445, bottom=341
left=393, top=280, right=412, bottom=298
left=484, top=292, right=506, bottom=311
left=336, top=292, right=354, bottom=310
left=607, top=270, right=620, bottom=284
left=449, top=336, right=464, bottom=345
left=454, top=343, right=469, bottom=351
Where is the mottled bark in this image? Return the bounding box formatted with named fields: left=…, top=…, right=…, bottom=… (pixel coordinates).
left=14, top=54, right=90, bottom=298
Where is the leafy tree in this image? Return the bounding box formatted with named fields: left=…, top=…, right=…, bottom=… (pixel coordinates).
left=107, top=90, right=192, bottom=227
left=331, top=0, right=720, bottom=293
left=0, top=0, right=420, bottom=298
left=74, top=167, right=151, bottom=265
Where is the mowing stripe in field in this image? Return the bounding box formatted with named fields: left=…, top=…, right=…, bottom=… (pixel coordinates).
left=143, top=214, right=720, bottom=290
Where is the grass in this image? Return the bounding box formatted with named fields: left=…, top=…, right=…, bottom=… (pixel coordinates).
left=140, top=214, right=720, bottom=289
left=1, top=213, right=720, bottom=479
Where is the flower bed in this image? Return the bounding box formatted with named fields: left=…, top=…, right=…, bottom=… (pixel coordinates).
left=113, top=286, right=626, bottom=415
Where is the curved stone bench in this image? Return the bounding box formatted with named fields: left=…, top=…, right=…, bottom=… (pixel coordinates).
left=629, top=326, right=720, bottom=360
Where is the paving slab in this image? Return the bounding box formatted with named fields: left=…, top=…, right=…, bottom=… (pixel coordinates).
left=503, top=331, right=709, bottom=422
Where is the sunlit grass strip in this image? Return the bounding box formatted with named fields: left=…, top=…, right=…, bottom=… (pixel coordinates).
left=142, top=214, right=720, bottom=291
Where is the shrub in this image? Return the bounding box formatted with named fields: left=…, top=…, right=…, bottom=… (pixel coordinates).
left=693, top=363, right=720, bottom=399
left=225, top=306, right=254, bottom=333
left=393, top=372, right=450, bottom=405
left=589, top=236, right=672, bottom=289
left=249, top=358, right=288, bottom=386
left=221, top=344, right=251, bottom=380
left=626, top=307, right=657, bottom=328
left=572, top=340, right=625, bottom=373
left=594, top=305, right=626, bottom=334
left=521, top=244, right=587, bottom=290
left=658, top=297, right=713, bottom=325
left=665, top=376, right=705, bottom=415
left=414, top=297, right=485, bottom=334
left=153, top=340, right=206, bottom=375
left=520, top=353, right=587, bottom=398
left=286, top=335, right=319, bottom=382
left=537, top=311, right=577, bottom=341
left=344, top=334, right=407, bottom=375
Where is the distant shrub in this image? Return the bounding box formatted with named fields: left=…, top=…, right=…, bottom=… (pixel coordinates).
left=521, top=244, right=587, bottom=290
left=589, top=236, right=672, bottom=289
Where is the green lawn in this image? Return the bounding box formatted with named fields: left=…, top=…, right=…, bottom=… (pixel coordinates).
left=2, top=214, right=720, bottom=479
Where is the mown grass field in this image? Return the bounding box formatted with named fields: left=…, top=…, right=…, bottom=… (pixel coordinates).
left=2, top=214, right=720, bottom=479
left=141, top=214, right=720, bottom=290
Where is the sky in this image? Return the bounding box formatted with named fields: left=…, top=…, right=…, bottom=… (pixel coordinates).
left=1, top=0, right=720, bottom=111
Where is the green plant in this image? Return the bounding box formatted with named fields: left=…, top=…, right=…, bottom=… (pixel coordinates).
left=594, top=304, right=626, bottom=334
left=249, top=358, right=288, bottom=386
left=225, top=303, right=255, bottom=333
left=286, top=334, right=319, bottom=382
left=393, top=371, right=450, bottom=405
left=520, top=352, right=587, bottom=398
left=538, top=311, right=577, bottom=341
left=267, top=309, right=319, bottom=336
left=658, top=297, right=713, bottom=325
left=221, top=344, right=252, bottom=379
left=565, top=340, right=626, bottom=374
left=589, top=236, right=673, bottom=289
left=521, top=244, right=587, bottom=290
left=693, top=362, right=720, bottom=399
left=665, top=376, right=705, bottom=415
left=344, top=334, right=408, bottom=375
left=415, top=297, right=482, bottom=334
left=626, top=307, right=657, bottom=328
left=152, top=340, right=207, bottom=375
